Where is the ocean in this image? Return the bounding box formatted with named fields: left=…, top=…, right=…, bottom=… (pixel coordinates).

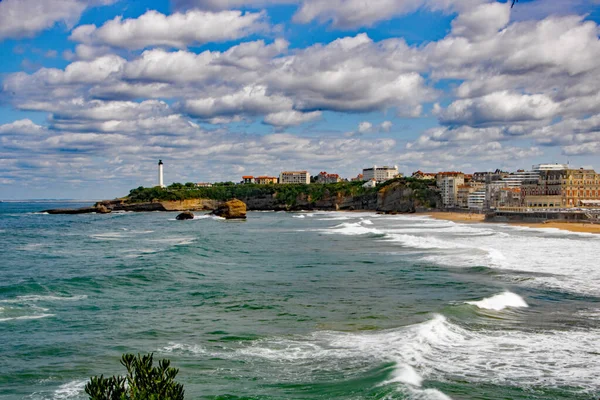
left=1, top=202, right=599, bottom=400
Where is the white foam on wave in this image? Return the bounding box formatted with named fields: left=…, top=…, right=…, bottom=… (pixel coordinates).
left=384, top=364, right=423, bottom=386
left=293, top=215, right=305, bottom=219
left=366, top=214, right=600, bottom=296
left=18, top=243, right=48, bottom=251
left=0, top=295, right=87, bottom=303
left=148, top=237, right=196, bottom=246
left=53, top=380, right=87, bottom=399
left=320, top=222, right=383, bottom=236
left=235, top=314, right=600, bottom=394
left=89, top=232, right=125, bottom=240
left=0, top=313, right=55, bottom=322
left=161, top=342, right=206, bottom=354
left=385, top=233, right=465, bottom=250
left=466, top=292, right=528, bottom=311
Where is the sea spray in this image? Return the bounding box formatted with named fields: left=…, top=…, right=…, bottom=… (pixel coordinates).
left=466, top=292, right=528, bottom=311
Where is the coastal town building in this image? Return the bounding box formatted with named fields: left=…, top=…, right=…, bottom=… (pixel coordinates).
left=255, top=176, right=278, bottom=185
left=279, top=171, right=310, bottom=184
left=196, top=182, right=213, bottom=188
left=485, top=170, right=540, bottom=208
left=436, top=172, right=464, bottom=207
left=533, top=163, right=570, bottom=171
left=315, top=172, right=341, bottom=184
left=472, top=170, right=509, bottom=184
left=351, top=174, right=364, bottom=182
left=521, top=168, right=600, bottom=208
left=242, top=176, right=255, bottom=184
left=457, top=182, right=484, bottom=208
left=411, top=171, right=436, bottom=180
left=468, top=189, right=486, bottom=210
left=362, top=165, right=399, bottom=183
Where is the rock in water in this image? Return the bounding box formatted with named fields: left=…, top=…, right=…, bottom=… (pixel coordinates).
left=176, top=211, right=195, bottom=220
left=95, top=204, right=111, bottom=214
left=212, top=199, right=247, bottom=219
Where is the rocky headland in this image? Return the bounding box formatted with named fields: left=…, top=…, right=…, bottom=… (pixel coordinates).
left=43, top=179, right=441, bottom=215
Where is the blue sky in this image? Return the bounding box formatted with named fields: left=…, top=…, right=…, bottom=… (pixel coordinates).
left=1, top=0, right=600, bottom=199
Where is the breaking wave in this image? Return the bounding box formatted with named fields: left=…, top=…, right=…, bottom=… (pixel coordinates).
left=466, top=292, right=528, bottom=311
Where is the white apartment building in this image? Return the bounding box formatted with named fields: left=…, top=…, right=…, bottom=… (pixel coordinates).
left=362, top=165, right=399, bottom=183
left=279, top=171, right=310, bottom=184
left=532, top=163, right=569, bottom=171
left=437, top=172, right=465, bottom=207
left=501, top=170, right=540, bottom=188
left=468, top=189, right=486, bottom=210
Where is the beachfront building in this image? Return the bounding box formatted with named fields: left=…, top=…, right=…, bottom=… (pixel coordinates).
left=280, top=171, right=310, bottom=184
left=255, top=176, right=278, bottom=185
left=436, top=172, right=465, bottom=208
left=362, top=165, right=399, bottom=183
left=196, top=182, right=213, bottom=188
left=315, top=172, right=341, bottom=184
left=242, top=176, right=255, bottom=184
left=468, top=190, right=486, bottom=210
left=521, top=168, right=600, bottom=208
left=411, top=170, right=436, bottom=180
left=457, top=182, right=484, bottom=208
left=472, top=169, right=509, bottom=184
left=351, top=174, right=364, bottom=182
left=485, top=170, right=540, bottom=208
left=533, top=163, right=570, bottom=171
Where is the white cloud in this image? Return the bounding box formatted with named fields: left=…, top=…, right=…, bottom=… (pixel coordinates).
left=173, top=0, right=295, bottom=10
left=380, top=121, right=393, bottom=132
left=451, top=2, right=510, bottom=41
left=263, top=110, right=321, bottom=127
left=358, top=121, right=373, bottom=134
left=439, top=91, right=560, bottom=126
left=0, top=0, right=114, bottom=40
left=0, top=119, right=46, bottom=135
left=70, top=9, right=267, bottom=50
left=181, top=85, right=294, bottom=119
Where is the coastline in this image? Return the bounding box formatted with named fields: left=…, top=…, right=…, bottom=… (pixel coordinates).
left=420, top=211, right=600, bottom=234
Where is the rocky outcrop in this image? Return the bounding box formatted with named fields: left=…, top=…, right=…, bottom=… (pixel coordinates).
left=212, top=199, right=247, bottom=219
left=377, top=182, right=440, bottom=213
left=96, top=204, right=111, bottom=214
left=45, top=204, right=112, bottom=214
left=176, top=211, right=194, bottom=220
left=45, top=207, right=100, bottom=214
left=45, top=180, right=440, bottom=215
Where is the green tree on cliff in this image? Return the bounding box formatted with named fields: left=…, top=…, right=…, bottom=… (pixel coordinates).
left=85, top=353, right=184, bottom=400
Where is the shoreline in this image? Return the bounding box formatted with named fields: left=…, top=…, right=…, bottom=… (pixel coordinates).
left=420, top=211, right=600, bottom=234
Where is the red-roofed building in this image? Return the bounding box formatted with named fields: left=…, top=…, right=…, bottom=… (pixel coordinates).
left=315, top=171, right=341, bottom=184
left=411, top=170, right=436, bottom=180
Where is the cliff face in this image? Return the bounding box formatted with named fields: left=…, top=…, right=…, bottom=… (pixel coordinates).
left=97, top=198, right=220, bottom=212
left=238, top=181, right=436, bottom=212
left=376, top=182, right=438, bottom=213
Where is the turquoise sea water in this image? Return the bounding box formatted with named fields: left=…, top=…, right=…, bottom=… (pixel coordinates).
left=1, top=202, right=600, bottom=399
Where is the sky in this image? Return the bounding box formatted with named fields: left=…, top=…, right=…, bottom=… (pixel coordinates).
left=1, top=0, right=600, bottom=199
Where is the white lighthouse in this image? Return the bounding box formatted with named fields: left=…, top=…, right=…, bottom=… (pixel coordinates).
left=158, top=160, right=165, bottom=188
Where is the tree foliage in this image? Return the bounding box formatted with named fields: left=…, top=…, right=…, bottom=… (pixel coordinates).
left=85, top=353, right=184, bottom=400
left=127, top=181, right=376, bottom=205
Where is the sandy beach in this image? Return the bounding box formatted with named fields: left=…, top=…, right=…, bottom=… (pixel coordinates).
left=422, top=211, right=600, bottom=234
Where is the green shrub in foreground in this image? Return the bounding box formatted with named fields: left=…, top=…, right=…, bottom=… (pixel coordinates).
left=85, top=353, right=184, bottom=400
